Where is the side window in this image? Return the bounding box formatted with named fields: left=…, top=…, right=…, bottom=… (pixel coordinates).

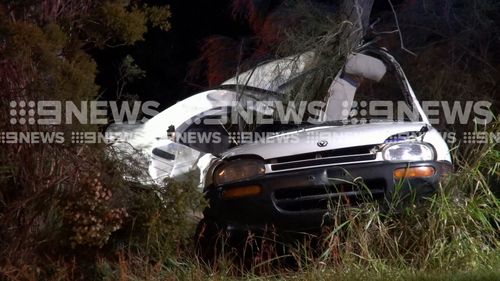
left=178, top=116, right=237, bottom=155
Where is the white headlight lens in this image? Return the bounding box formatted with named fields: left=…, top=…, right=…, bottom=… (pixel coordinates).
left=383, top=142, right=434, bottom=162
left=214, top=159, right=265, bottom=185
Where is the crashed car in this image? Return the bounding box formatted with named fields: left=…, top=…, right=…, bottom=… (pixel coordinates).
left=108, top=44, right=452, bottom=241
left=197, top=47, right=452, bottom=238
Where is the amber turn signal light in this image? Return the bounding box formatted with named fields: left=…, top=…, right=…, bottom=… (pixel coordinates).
left=393, top=166, right=435, bottom=179
left=222, top=185, right=262, bottom=199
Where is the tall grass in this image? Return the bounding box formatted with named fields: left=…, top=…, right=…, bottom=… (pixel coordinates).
left=1, top=123, right=497, bottom=280
left=78, top=123, right=499, bottom=281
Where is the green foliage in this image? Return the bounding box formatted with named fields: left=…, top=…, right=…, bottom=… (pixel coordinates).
left=116, top=175, right=206, bottom=261
left=121, top=55, right=147, bottom=82
left=92, top=1, right=148, bottom=46
left=63, top=166, right=128, bottom=248
left=0, top=0, right=172, bottom=279
left=116, top=54, right=146, bottom=99
left=0, top=20, right=97, bottom=103
left=145, top=4, right=173, bottom=31
left=85, top=1, right=172, bottom=47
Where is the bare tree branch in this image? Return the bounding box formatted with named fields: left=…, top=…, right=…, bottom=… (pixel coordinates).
left=387, top=0, right=417, bottom=56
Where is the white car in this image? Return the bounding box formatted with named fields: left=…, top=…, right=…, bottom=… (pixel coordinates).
left=109, top=44, right=452, bottom=236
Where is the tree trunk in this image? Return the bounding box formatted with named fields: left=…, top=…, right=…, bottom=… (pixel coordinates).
left=340, top=0, right=375, bottom=49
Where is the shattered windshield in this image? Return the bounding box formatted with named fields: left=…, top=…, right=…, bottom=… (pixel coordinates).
left=322, top=52, right=421, bottom=125
left=177, top=51, right=424, bottom=153
left=345, top=67, right=419, bottom=124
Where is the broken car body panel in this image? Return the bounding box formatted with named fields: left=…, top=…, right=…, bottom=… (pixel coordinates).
left=107, top=89, right=279, bottom=184
left=199, top=47, right=452, bottom=233
left=109, top=45, right=452, bottom=234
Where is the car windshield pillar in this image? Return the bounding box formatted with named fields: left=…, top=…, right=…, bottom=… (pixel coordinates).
left=323, top=73, right=358, bottom=121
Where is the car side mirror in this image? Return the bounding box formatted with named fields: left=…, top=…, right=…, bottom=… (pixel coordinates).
left=167, top=125, right=175, bottom=141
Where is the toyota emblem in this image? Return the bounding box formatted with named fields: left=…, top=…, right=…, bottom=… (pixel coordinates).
left=317, top=140, right=328, bottom=147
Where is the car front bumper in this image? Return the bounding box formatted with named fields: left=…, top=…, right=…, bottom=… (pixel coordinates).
left=204, top=160, right=452, bottom=233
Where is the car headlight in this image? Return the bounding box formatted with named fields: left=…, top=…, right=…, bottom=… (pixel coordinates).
left=382, top=142, right=435, bottom=162
left=214, top=158, right=265, bottom=185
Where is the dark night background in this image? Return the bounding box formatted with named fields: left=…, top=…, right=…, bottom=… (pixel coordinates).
left=93, top=0, right=252, bottom=110
left=92, top=0, right=403, bottom=110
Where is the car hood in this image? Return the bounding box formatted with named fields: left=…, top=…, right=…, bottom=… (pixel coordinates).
left=223, top=122, right=429, bottom=160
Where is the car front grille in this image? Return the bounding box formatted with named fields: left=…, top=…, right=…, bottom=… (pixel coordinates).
left=268, top=144, right=378, bottom=172
left=273, top=179, right=386, bottom=212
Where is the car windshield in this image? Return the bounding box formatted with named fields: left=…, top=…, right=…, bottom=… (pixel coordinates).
left=320, top=51, right=422, bottom=125
left=177, top=51, right=424, bottom=153
left=347, top=67, right=419, bottom=124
